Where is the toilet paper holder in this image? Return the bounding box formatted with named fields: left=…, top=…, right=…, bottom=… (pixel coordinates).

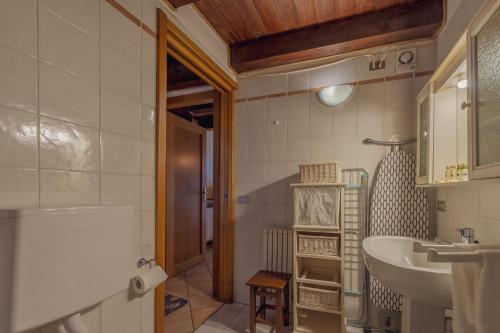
left=137, top=257, right=156, bottom=268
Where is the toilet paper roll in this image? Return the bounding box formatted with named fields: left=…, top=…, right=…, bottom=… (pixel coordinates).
left=132, top=266, right=167, bottom=295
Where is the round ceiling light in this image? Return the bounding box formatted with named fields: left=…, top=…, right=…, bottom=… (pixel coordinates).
left=317, top=84, right=355, bottom=107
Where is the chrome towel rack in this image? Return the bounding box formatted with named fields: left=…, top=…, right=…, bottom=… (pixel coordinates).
left=362, top=138, right=416, bottom=152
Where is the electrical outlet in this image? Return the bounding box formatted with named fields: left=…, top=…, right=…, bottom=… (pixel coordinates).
left=369, top=59, right=386, bottom=71
left=438, top=200, right=446, bottom=212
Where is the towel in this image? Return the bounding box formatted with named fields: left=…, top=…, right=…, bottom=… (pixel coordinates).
left=452, top=262, right=479, bottom=333
left=476, top=250, right=500, bottom=333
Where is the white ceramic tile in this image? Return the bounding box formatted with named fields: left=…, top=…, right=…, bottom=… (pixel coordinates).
left=141, top=106, right=156, bottom=141
left=416, top=42, right=437, bottom=72
left=0, top=167, right=38, bottom=208
left=248, top=142, right=267, bottom=162
left=141, top=0, right=157, bottom=33
left=476, top=217, right=500, bottom=244
left=446, top=183, right=480, bottom=215
left=287, top=94, right=309, bottom=139
left=479, top=181, right=500, bottom=220
left=246, top=76, right=267, bottom=98
left=267, top=96, right=287, bottom=140
left=101, top=45, right=140, bottom=101
left=101, top=131, right=141, bottom=175
left=265, top=74, right=287, bottom=95
left=384, top=78, right=413, bottom=112
left=141, top=210, right=155, bottom=246
left=331, top=135, right=357, bottom=159
left=101, top=174, right=141, bottom=210
left=357, top=83, right=384, bottom=135
left=287, top=71, right=309, bottom=92
left=267, top=162, right=288, bottom=182
left=0, top=106, right=37, bottom=168
left=332, top=95, right=357, bottom=136
left=141, top=141, right=155, bottom=176
left=0, top=0, right=37, bottom=57
left=40, top=170, right=99, bottom=207
left=39, top=116, right=100, bottom=171
left=115, top=0, right=141, bottom=19
left=247, top=121, right=267, bottom=143
left=246, top=163, right=268, bottom=183
left=309, top=58, right=357, bottom=89
left=132, top=212, right=141, bottom=250
left=39, top=62, right=99, bottom=127
left=287, top=139, right=309, bottom=161
left=237, top=143, right=248, bottom=162
left=39, top=7, right=99, bottom=82
left=101, top=0, right=141, bottom=62
left=236, top=101, right=247, bottom=124
left=41, top=304, right=101, bottom=333
left=101, top=88, right=141, bottom=137
left=237, top=122, right=249, bottom=144
left=0, top=45, right=37, bottom=112
left=383, top=109, right=411, bottom=133
left=237, top=77, right=249, bottom=99
left=39, top=0, right=99, bottom=38
left=142, top=31, right=156, bottom=74
left=141, top=312, right=154, bottom=333
left=309, top=137, right=334, bottom=160
left=141, top=176, right=155, bottom=210
left=101, top=290, right=141, bottom=333
left=247, top=99, right=267, bottom=123
left=267, top=140, right=287, bottom=162
left=141, top=290, right=155, bottom=316
left=142, top=68, right=156, bottom=108
left=309, top=93, right=333, bottom=137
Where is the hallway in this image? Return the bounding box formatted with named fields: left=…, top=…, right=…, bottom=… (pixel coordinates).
left=164, top=245, right=220, bottom=332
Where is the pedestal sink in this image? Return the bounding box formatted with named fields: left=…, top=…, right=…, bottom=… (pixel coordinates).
left=362, top=236, right=452, bottom=333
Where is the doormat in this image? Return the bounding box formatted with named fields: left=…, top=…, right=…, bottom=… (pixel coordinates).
left=165, top=293, right=188, bottom=316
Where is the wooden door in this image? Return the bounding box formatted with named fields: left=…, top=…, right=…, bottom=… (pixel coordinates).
left=166, top=112, right=207, bottom=276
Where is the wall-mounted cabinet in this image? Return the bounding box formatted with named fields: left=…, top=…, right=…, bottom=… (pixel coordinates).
left=468, top=0, right=500, bottom=180
left=416, top=36, right=469, bottom=186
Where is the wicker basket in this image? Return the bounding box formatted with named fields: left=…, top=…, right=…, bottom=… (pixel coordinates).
left=297, top=234, right=340, bottom=256
left=298, top=284, right=340, bottom=312
left=300, top=268, right=341, bottom=285
left=299, top=162, right=341, bottom=183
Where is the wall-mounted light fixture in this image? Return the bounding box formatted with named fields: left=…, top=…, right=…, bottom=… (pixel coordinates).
left=317, top=84, right=355, bottom=108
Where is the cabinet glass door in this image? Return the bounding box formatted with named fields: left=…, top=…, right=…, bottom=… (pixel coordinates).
left=416, top=89, right=432, bottom=184
left=470, top=2, right=500, bottom=179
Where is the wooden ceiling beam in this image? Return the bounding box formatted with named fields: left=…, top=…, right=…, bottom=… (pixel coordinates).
left=230, top=0, right=444, bottom=73
left=167, top=90, right=215, bottom=109
left=167, top=0, right=199, bottom=8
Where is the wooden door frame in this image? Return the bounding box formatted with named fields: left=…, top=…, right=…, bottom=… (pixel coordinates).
left=155, top=9, right=238, bottom=333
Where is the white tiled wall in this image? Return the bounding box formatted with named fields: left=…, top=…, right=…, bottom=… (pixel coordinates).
left=234, top=43, right=436, bottom=304
left=436, top=181, right=500, bottom=244
left=0, top=0, right=160, bottom=332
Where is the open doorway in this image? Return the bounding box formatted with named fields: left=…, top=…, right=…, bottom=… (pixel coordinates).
left=154, top=10, right=238, bottom=333
left=163, top=54, right=221, bottom=332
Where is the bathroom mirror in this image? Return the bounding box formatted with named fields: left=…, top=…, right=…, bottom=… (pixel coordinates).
left=468, top=0, right=500, bottom=179
left=416, top=35, right=469, bottom=186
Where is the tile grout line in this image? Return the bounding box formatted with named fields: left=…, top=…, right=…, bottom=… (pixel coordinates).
left=36, top=0, right=41, bottom=208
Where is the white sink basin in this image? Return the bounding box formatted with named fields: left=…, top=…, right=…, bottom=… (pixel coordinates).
left=363, top=236, right=452, bottom=308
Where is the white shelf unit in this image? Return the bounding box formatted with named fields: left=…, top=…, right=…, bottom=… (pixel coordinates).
left=291, top=184, right=345, bottom=333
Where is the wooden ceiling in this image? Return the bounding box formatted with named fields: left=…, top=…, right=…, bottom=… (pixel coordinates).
left=168, top=0, right=445, bottom=72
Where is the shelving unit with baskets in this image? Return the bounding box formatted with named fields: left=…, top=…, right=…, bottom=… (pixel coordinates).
left=292, top=181, right=345, bottom=333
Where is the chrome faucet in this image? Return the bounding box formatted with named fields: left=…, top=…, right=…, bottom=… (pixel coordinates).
left=456, top=228, right=475, bottom=244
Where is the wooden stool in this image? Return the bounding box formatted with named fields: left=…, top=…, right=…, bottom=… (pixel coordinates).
left=247, top=271, right=291, bottom=333
left=246, top=227, right=293, bottom=333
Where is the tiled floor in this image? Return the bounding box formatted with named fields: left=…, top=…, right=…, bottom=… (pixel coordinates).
left=195, top=303, right=363, bottom=333
left=164, top=243, right=222, bottom=333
